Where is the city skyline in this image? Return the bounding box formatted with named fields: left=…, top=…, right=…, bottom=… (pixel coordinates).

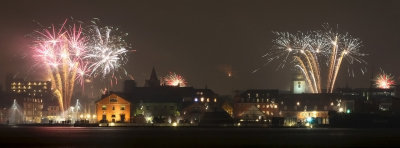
left=0, top=0, right=400, bottom=95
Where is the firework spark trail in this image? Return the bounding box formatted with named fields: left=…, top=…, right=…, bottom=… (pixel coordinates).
left=268, top=26, right=365, bottom=93
left=294, top=56, right=315, bottom=93
left=303, top=50, right=320, bottom=93
left=329, top=50, right=346, bottom=93
left=327, top=36, right=338, bottom=93
left=307, top=51, right=321, bottom=92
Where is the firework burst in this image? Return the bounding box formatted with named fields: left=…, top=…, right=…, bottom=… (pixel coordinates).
left=84, top=20, right=130, bottom=86
left=163, top=72, right=187, bottom=87
left=375, top=71, right=395, bottom=89
left=31, top=19, right=131, bottom=111
left=267, top=25, right=366, bottom=93
left=32, top=20, right=87, bottom=111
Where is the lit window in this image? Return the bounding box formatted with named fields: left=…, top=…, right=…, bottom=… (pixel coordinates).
left=297, top=102, right=300, bottom=106
left=207, top=98, right=210, bottom=102
left=102, top=105, right=106, bottom=110
left=110, top=98, right=117, bottom=102
left=214, top=98, right=217, bottom=103
left=200, top=97, right=204, bottom=102
left=194, top=98, right=198, bottom=102
left=257, top=105, right=260, bottom=108
left=274, top=105, right=278, bottom=109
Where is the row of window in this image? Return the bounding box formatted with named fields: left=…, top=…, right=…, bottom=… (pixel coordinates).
left=102, top=105, right=125, bottom=110
left=256, top=104, right=278, bottom=109
left=240, top=98, right=273, bottom=103
left=247, top=93, right=272, bottom=98
left=12, top=82, right=48, bottom=86
left=194, top=97, right=217, bottom=103
left=11, top=86, right=47, bottom=90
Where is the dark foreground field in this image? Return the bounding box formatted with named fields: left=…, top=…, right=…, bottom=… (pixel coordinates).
left=0, top=126, right=399, bottom=147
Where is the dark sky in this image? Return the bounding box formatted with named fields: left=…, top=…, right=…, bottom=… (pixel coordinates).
left=0, top=0, right=400, bottom=95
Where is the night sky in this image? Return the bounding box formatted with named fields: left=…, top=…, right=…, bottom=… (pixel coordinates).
left=0, top=0, right=400, bottom=95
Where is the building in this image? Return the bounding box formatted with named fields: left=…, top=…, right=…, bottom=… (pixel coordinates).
left=5, top=76, right=52, bottom=123
left=233, top=89, right=280, bottom=122
left=335, top=87, right=396, bottom=112
left=96, top=93, right=131, bottom=123
left=96, top=67, right=221, bottom=125
left=233, top=89, right=354, bottom=126
left=291, top=74, right=306, bottom=94
left=278, top=94, right=340, bottom=126
left=42, top=97, right=61, bottom=123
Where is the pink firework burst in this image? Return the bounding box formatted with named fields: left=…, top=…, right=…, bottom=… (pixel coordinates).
left=31, top=20, right=88, bottom=111
left=375, top=71, right=395, bottom=89
left=163, top=72, right=187, bottom=87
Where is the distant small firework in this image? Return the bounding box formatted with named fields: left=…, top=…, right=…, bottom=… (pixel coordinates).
left=163, top=72, right=187, bottom=87
left=375, top=71, right=395, bottom=89
left=217, top=64, right=233, bottom=78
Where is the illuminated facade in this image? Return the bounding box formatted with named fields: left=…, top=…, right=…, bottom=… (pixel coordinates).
left=96, top=93, right=131, bottom=123
left=234, top=89, right=352, bottom=126
left=291, top=74, right=306, bottom=94
left=234, top=89, right=280, bottom=122
left=7, top=81, right=51, bottom=97
left=6, top=76, right=52, bottom=123
left=22, top=98, right=43, bottom=123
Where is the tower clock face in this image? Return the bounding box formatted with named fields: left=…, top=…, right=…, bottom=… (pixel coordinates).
left=293, top=81, right=305, bottom=94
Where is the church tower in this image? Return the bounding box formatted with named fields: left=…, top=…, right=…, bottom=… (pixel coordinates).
left=291, top=73, right=306, bottom=94
left=145, top=67, right=161, bottom=87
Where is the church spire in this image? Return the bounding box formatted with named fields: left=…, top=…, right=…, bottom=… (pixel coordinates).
left=145, top=66, right=161, bottom=87
left=150, top=66, right=158, bottom=81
